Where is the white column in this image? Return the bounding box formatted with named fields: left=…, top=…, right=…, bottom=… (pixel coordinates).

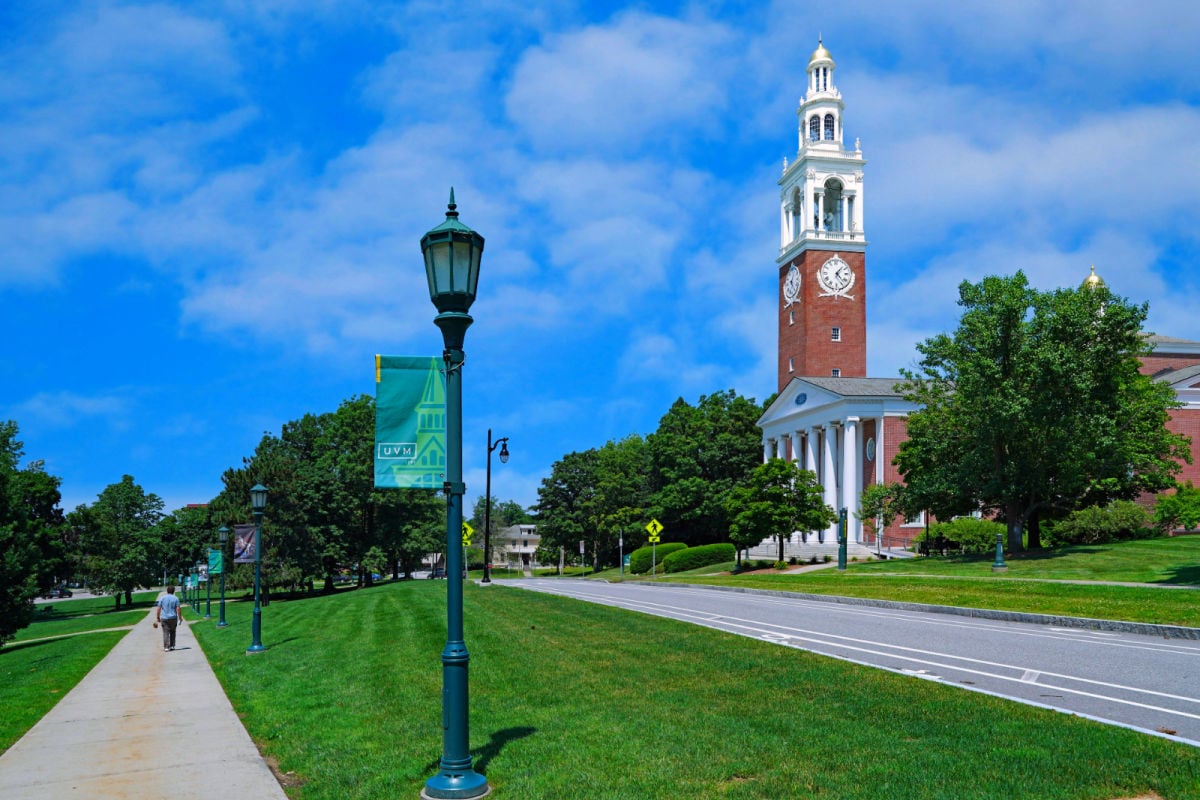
left=776, top=436, right=787, bottom=460
left=843, top=417, right=860, bottom=543
left=804, top=428, right=818, bottom=474
left=822, top=425, right=838, bottom=541
left=816, top=192, right=824, bottom=232
left=875, top=416, right=885, bottom=485
left=763, top=439, right=772, bottom=464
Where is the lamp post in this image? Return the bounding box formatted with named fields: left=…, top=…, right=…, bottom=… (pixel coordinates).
left=204, top=551, right=212, bottom=617
left=421, top=189, right=491, bottom=799
left=247, top=484, right=268, bottom=654
left=481, top=429, right=509, bottom=585
left=217, top=527, right=229, bottom=627
left=193, top=563, right=202, bottom=612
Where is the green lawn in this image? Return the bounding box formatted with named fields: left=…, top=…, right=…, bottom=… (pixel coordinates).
left=850, top=536, right=1200, bottom=584
left=12, top=591, right=160, bottom=642
left=191, top=580, right=1199, bottom=800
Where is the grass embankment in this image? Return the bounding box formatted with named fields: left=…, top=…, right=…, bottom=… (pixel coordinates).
left=0, top=591, right=158, bottom=752
left=638, top=537, right=1200, bottom=628
left=192, top=580, right=1199, bottom=799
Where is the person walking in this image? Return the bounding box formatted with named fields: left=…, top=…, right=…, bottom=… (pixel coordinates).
left=156, top=586, right=182, bottom=651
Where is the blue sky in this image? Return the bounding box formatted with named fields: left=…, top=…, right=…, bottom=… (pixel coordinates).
left=3, top=1, right=1200, bottom=517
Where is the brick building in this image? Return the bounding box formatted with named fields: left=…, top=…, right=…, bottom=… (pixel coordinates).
left=757, top=41, right=1200, bottom=553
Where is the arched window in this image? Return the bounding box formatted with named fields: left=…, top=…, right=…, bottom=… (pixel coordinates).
left=809, top=115, right=820, bottom=141
left=824, top=113, right=835, bottom=140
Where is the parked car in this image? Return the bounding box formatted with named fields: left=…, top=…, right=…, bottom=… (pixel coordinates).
left=428, top=568, right=447, bottom=579
left=43, top=586, right=73, bottom=598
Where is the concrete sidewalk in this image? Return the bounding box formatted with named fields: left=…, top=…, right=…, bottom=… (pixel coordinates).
left=0, top=602, right=288, bottom=799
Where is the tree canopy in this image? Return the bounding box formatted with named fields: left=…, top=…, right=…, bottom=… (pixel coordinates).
left=895, top=272, right=1190, bottom=550
left=725, top=458, right=836, bottom=563
left=1, top=421, right=67, bottom=643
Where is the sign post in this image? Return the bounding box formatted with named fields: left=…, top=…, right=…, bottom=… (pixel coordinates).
left=645, top=519, right=663, bottom=576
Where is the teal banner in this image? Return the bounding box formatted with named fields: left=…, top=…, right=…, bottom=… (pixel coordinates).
left=374, top=355, right=446, bottom=489
left=208, top=548, right=223, bottom=576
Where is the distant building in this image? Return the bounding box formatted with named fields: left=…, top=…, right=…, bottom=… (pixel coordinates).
left=491, top=524, right=540, bottom=570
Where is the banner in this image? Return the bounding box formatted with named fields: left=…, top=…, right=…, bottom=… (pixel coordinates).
left=198, top=564, right=208, bottom=583
left=375, top=355, right=446, bottom=489
left=233, top=523, right=257, bottom=564
left=208, top=548, right=223, bottom=576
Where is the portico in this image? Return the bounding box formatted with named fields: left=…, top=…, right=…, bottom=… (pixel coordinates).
left=758, top=377, right=920, bottom=549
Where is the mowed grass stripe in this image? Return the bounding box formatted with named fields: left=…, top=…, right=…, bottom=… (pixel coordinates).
left=192, top=580, right=1199, bottom=800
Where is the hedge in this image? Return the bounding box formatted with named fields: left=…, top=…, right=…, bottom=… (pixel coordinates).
left=629, top=542, right=687, bottom=574
left=662, top=543, right=735, bottom=573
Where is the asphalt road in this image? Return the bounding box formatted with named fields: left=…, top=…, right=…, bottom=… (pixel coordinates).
left=502, top=578, right=1200, bottom=747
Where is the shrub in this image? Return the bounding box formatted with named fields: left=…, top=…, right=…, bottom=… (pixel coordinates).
left=1155, top=482, right=1200, bottom=534
left=922, top=517, right=1006, bottom=554
left=628, top=542, right=687, bottom=574
left=663, top=543, right=736, bottom=573
left=774, top=560, right=787, bottom=570
left=1048, top=501, right=1153, bottom=545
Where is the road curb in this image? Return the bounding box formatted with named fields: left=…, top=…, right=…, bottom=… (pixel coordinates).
left=647, top=581, right=1200, bottom=640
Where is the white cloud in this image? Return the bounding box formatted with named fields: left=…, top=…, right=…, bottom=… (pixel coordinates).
left=505, top=11, right=736, bottom=153
left=9, top=390, right=132, bottom=430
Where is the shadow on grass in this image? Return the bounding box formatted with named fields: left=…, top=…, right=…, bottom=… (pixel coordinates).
left=33, top=598, right=157, bottom=622
left=0, top=638, right=60, bottom=656
left=422, top=725, right=538, bottom=776
left=1154, top=564, right=1200, bottom=586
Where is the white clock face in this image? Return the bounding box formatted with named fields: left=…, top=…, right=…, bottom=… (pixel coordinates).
left=817, top=256, right=855, bottom=297
left=783, top=265, right=801, bottom=305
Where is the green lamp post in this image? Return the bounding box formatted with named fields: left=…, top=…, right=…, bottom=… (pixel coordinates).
left=217, top=526, right=229, bottom=627
left=421, top=189, right=491, bottom=800
left=247, top=484, right=268, bottom=654
left=204, top=552, right=212, bottom=618
left=481, top=429, right=509, bottom=585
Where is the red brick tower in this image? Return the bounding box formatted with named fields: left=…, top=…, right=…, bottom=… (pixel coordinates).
left=777, top=39, right=867, bottom=391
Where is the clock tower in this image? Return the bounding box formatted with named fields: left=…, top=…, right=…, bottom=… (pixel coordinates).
left=777, top=39, right=867, bottom=391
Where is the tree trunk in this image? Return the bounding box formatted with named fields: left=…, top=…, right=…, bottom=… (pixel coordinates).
left=125, top=589, right=132, bottom=606
left=1027, top=511, right=1042, bottom=550
left=1005, top=501, right=1024, bottom=552
left=778, top=534, right=785, bottom=563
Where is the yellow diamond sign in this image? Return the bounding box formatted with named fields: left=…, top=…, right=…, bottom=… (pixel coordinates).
left=462, top=521, right=475, bottom=546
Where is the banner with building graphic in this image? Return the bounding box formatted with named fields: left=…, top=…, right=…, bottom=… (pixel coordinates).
left=375, top=355, right=446, bottom=489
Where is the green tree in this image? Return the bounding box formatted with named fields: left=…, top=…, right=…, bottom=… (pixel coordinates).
left=646, top=391, right=764, bottom=546
left=534, top=437, right=649, bottom=571
left=80, top=475, right=165, bottom=607
left=857, top=482, right=903, bottom=547
left=0, top=421, right=67, bottom=644
left=534, top=449, right=599, bottom=564
left=896, top=272, right=1189, bottom=552
left=725, top=458, right=836, bottom=563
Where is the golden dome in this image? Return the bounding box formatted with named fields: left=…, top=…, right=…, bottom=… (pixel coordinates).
left=808, top=37, right=835, bottom=68
left=1082, top=264, right=1106, bottom=289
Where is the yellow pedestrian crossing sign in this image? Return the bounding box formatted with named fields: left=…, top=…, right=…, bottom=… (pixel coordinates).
left=646, top=518, right=663, bottom=543
left=462, top=521, right=475, bottom=546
